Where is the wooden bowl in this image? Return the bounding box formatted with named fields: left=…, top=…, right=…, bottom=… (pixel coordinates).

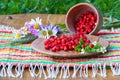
left=32, top=34, right=109, bottom=58
left=65, top=3, right=103, bottom=34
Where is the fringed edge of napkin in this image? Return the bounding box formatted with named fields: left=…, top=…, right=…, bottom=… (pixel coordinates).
left=0, top=63, right=120, bottom=79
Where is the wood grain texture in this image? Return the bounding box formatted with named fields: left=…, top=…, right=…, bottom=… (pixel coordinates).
left=0, top=14, right=65, bottom=29
left=0, top=14, right=119, bottom=80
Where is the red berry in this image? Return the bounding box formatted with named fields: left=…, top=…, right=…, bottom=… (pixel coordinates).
left=56, top=46, right=60, bottom=51
left=50, top=36, right=55, bottom=42
left=57, top=39, right=61, bottom=44
left=72, top=45, right=75, bottom=48
left=63, top=46, right=68, bottom=51
left=61, top=35, right=66, bottom=39
left=45, top=45, right=50, bottom=50
left=82, top=45, right=85, bottom=48
left=74, top=39, right=79, bottom=45
left=75, top=11, right=97, bottom=34
left=61, top=39, right=66, bottom=43
left=44, top=39, right=50, bottom=45
left=76, top=27, right=80, bottom=31
left=50, top=36, right=55, bottom=38
left=85, top=43, right=89, bottom=47
left=51, top=46, right=56, bottom=52
left=68, top=46, right=73, bottom=50
left=60, top=46, right=64, bottom=50
left=90, top=44, right=94, bottom=48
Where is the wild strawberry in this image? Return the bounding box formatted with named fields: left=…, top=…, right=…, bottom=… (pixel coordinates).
left=50, top=39, right=55, bottom=42
left=68, top=46, right=73, bottom=50
left=44, top=39, right=50, bottom=45
left=86, top=40, right=90, bottom=43
left=82, top=45, right=85, bottom=48
left=60, top=46, right=64, bottom=50
left=51, top=46, right=56, bottom=52
left=75, top=11, right=97, bottom=34
left=56, top=46, right=60, bottom=51
left=45, top=45, right=50, bottom=50
left=90, top=44, right=94, bottom=48
left=61, top=34, right=66, bottom=39
left=85, top=43, right=89, bottom=47
left=63, top=46, right=68, bottom=51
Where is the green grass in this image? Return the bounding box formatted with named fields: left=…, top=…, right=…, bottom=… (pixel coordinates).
left=0, top=0, right=120, bottom=19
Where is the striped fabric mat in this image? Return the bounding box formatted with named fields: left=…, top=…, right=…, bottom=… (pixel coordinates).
left=0, top=25, right=120, bottom=78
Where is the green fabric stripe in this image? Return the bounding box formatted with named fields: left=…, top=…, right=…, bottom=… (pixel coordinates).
left=0, top=38, right=12, bottom=40
left=106, top=38, right=120, bottom=40
left=0, top=45, right=32, bottom=51
left=0, top=33, right=13, bottom=36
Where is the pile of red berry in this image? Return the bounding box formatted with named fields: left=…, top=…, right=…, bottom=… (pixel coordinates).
left=75, top=11, right=97, bottom=34
left=44, top=11, right=97, bottom=52
left=44, top=32, right=90, bottom=52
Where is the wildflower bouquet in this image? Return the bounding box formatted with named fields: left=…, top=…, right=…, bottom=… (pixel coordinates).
left=11, top=17, right=60, bottom=45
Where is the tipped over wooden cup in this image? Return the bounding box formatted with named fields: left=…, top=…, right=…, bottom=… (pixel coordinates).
left=65, top=3, right=103, bottom=34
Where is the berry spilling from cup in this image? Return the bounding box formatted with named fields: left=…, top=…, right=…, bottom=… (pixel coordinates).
left=43, top=2, right=106, bottom=53
left=75, top=11, right=97, bottom=34
left=43, top=9, right=106, bottom=53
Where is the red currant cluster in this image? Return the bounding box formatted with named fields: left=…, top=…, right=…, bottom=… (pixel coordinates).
left=75, top=11, right=97, bottom=34
left=44, top=32, right=90, bottom=52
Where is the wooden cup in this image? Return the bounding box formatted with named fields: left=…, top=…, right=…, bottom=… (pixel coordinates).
left=65, top=3, right=103, bottom=34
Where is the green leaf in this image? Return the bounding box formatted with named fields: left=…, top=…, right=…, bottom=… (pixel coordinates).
left=85, top=45, right=91, bottom=53
left=79, top=38, right=85, bottom=45
left=74, top=45, right=81, bottom=52
left=90, top=49, right=96, bottom=53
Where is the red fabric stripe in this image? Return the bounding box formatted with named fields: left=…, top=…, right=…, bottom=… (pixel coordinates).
left=0, top=30, right=13, bottom=33
left=96, top=32, right=120, bottom=36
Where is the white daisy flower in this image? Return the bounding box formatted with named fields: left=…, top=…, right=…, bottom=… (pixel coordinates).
left=46, top=24, right=58, bottom=38
left=38, top=24, right=60, bottom=39
left=30, top=17, right=42, bottom=29
left=38, top=27, right=49, bottom=39
left=20, top=26, right=28, bottom=35
left=13, top=30, right=25, bottom=39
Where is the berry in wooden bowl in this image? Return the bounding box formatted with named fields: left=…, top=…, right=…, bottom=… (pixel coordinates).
left=65, top=3, right=103, bottom=34
left=32, top=33, right=109, bottom=58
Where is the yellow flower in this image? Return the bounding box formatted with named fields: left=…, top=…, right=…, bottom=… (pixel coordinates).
left=16, top=33, right=21, bottom=39
left=34, top=23, right=39, bottom=29
left=48, top=30, right=53, bottom=35
left=42, top=30, right=47, bottom=36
